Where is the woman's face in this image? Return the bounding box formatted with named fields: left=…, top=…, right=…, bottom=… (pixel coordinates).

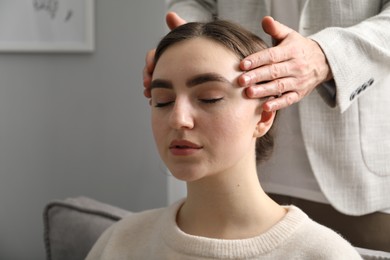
left=151, top=37, right=263, bottom=182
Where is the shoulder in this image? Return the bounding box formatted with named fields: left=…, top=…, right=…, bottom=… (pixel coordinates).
left=86, top=202, right=181, bottom=259
left=285, top=206, right=362, bottom=259
left=111, top=206, right=166, bottom=234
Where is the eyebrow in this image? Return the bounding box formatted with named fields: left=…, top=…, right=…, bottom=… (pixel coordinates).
left=187, top=73, right=230, bottom=87
left=150, top=73, right=231, bottom=90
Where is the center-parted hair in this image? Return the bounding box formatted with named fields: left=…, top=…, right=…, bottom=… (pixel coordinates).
left=154, top=20, right=275, bottom=163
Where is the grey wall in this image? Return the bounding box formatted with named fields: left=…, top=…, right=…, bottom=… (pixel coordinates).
left=0, top=1, right=167, bottom=259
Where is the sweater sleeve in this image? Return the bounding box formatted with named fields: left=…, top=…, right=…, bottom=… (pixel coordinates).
left=166, top=0, right=217, bottom=22
left=308, top=2, right=390, bottom=113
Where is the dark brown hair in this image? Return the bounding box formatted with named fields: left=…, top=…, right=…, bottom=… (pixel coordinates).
left=154, top=20, right=275, bottom=163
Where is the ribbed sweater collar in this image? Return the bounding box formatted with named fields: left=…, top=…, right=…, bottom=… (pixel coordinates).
left=160, top=200, right=308, bottom=259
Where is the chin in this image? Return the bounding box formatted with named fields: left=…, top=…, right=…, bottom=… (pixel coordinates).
left=168, top=166, right=205, bottom=182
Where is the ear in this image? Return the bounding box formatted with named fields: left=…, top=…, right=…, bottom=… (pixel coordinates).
left=254, top=110, right=275, bottom=138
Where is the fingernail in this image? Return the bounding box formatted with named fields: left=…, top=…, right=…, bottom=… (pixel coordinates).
left=242, top=60, right=251, bottom=70
left=267, top=103, right=276, bottom=112
left=242, top=75, right=250, bottom=85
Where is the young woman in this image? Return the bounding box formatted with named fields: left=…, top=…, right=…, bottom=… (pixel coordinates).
left=87, top=20, right=361, bottom=259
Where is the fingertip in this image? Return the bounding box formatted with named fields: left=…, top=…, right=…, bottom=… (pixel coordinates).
left=262, top=16, right=274, bottom=23
left=165, top=11, right=176, bottom=22
left=240, top=60, right=252, bottom=71
left=166, top=12, right=177, bottom=30
left=144, top=88, right=152, bottom=99
left=238, top=74, right=250, bottom=88
left=245, top=86, right=256, bottom=98
left=166, top=12, right=186, bottom=30
left=261, top=16, right=274, bottom=30
left=262, top=101, right=275, bottom=112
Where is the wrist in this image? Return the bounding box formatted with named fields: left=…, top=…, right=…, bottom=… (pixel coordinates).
left=311, top=39, right=333, bottom=84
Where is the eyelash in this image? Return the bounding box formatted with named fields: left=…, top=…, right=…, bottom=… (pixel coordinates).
left=155, top=101, right=173, bottom=108
left=199, top=97, right=224, bottom=104
left=154, top=98, right=224, bottom=108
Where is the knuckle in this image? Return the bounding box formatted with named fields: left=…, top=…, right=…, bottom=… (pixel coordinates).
left=269, top=64, right=280, bottom=79
left=269, top=63, right=289, bottom=80
left=252, top=56, right=262, bottom=67
left=285, top=94, right=295, bottom=106
left=281, top=92, right=298, bottom=107
left=293, top=54, right=309, bottom=73
left=251, top=71, right=264, bottom=85
left=275, top=80, right=286, bottom=94
left=267, top=48, right=278, bottom=63
left=245, top=73, right=256, bottom=85
left=296, top=60, right=308, bottom=73
left=289, top=45, right=301, bottom=57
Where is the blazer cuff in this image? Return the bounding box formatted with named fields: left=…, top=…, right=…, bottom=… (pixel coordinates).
left=316, top=80, right=337, bottom=108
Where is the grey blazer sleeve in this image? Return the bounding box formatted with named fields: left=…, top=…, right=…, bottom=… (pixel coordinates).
left=167, top=0, right=217, bottom=22
left=306, top=1, right=390, bottom=113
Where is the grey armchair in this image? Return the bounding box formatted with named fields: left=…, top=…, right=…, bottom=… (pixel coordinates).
left=43, top=197, right=130, bottom=260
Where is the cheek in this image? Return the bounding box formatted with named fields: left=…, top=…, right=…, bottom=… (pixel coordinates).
left=212, top=104, right=259, bottom=149
left=151, top=113, right=165, bottom=147
left=207, top=107, right=253, bottom=141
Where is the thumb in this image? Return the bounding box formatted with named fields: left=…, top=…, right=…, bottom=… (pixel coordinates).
left=166, top=12, right=187, bottom=30
left=262, top=16, right=293, bottom=42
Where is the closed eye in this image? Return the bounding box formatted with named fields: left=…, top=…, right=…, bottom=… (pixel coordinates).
left=200, top=97, right=224, bottom=104
left=155, top=101, right=174, bottom=108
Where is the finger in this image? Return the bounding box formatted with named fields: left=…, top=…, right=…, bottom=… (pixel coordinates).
left=143, top=66, right=152, bottom=98
left=240, top=43, right=293, bottom=71
left=245, top=78, right=297, bottom=99
left=262, top=16, right=293, bottom=42
left=143, top=49, right=156, bottom=78
left=239, top=61, right=292, bottom=87
left=143, top=70, right=152, bottom=98
left=166, top=12, right=187, bottom=30
left=143, top=49, right=155, bottom=98
left=241, top=17, right=295, bottom=71
left=262, top=91, right=299, bottom=112
left=144, top=88, right=152, bottom=99
left=145, top=49, right=156, bottom=74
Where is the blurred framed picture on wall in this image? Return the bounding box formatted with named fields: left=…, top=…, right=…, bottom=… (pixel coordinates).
left=0, top=0, right=94, bottom=53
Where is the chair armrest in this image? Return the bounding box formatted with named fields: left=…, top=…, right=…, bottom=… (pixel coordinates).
left=43, top=196, right=131, bottom=260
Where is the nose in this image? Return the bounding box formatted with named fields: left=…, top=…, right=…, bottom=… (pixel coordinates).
left=168, top=98, right=194, bottom=130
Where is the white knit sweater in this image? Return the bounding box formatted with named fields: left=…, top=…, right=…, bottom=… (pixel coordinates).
left=86, top=200, right=362, bottom=259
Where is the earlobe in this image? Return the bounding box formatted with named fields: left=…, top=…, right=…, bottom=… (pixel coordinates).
left=254, top=110, right=276, bottom=138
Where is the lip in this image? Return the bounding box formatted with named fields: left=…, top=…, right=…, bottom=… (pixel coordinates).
left=169, top=139, right=203, bottom=156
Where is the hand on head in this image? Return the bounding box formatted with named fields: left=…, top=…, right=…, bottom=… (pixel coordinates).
left=239, top=16, right=332, bottom=112
left=143, top=14, right=331, bottom=111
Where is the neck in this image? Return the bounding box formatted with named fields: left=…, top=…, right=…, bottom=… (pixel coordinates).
left=177, top=162, right=286, bottom=239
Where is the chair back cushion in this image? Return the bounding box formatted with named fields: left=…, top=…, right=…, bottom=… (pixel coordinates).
left=43, top=197, right=130, bottom=260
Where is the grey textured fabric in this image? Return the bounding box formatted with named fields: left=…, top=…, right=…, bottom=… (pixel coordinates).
left=43, top=196, right=131, bottom=260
